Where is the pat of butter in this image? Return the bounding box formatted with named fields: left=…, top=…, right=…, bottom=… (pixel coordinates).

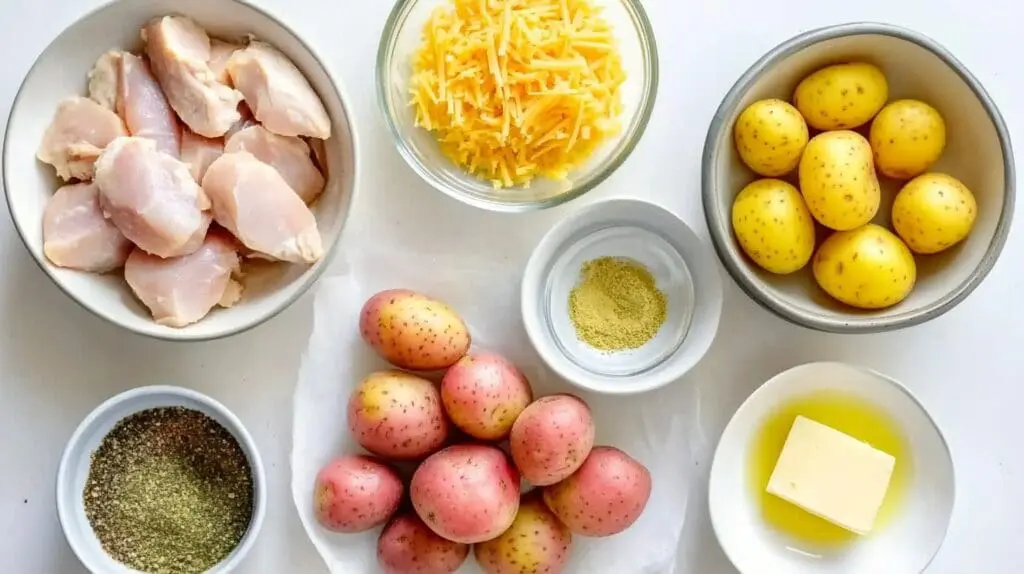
left=766, top=415, right=896, bottom=535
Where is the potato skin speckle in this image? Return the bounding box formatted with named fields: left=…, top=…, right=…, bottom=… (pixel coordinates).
left=812, top=223, right=917, bottom=309
left=731, top=178, right=816, bottom=275
left=734, top=98, right=809, bottom=177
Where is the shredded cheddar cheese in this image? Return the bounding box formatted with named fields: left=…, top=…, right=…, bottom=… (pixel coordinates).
left=410, top=0, right=626, bottom=189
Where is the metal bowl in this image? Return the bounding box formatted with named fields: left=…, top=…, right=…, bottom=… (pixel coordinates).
left=702, top=23, right=1014, bottom=333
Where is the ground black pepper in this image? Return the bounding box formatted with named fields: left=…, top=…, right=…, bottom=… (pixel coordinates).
left=83, top=407, right=254, bottom=574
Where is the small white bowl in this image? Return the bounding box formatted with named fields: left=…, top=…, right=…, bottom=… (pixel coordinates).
left=3, top=0, right=358, bottom=341
left=702, top=23, right=1014, bottom=333
left=521, top=198, right=723, bottom=394
left=708, top=362, right=954, bottom=574
left=56, top=385, right=267, bottom=574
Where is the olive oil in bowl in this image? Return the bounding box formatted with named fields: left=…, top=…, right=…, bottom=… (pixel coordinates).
left=748, top=390, right=912, bottom=550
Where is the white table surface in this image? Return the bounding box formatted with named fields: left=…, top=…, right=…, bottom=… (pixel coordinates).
left=1, top=0, right=1019, bottom=572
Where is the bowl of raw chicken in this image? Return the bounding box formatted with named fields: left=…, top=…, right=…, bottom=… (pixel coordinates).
left=3, top=0, right=357, bottom=341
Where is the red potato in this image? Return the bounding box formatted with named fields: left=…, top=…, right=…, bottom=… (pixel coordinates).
left=347, top=370, right=449, bottom=460
left=410, top=444, right=520, bottom=544
left=377, top=513, right=469, bottom=574
left=474, top=491, right=573, bottom=574
left=440, top=352, right=533, bottom=441
left=509, top=394, right=595, bottom=486
left=313, top=455, right=403, bottom=533
left=360, top=289, right=471, bottom=371
left=542, top=446, right=652, bottom=537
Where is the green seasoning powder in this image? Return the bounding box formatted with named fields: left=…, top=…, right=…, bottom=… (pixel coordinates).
left=83, top=407, right=254, bottom=574
left=568, top=256, right=668, bottom=351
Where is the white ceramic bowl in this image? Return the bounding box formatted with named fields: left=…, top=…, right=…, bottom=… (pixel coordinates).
left=708, top=362, right=954, bottom=574
left=703, top=23, right=1014, bottom=333
left=56, top=385, right=267, bottom=573
left=521, top=198, right=723, bottom=394
left=3, top=0, right=358, bottom=341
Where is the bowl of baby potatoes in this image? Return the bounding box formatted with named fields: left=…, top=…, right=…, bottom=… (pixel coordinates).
left=3, top=0, right=357, bottom=341
left=703, top=22, right=1014, bottom=333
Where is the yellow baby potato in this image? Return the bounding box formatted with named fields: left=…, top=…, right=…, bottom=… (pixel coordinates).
left=731, top=178, right=816, bottom=274
left=734, top=99, right=810, bottom=177
left=798, top=130, right=881, bottom=231
left=813, top=224, right=917, bottom=310
left=891, top=173, right=978, bottom=254
left=793, top=62, right=888, bottom=131
left=870, top=99, right=947, bottom=179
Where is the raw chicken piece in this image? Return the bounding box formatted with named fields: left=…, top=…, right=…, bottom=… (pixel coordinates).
left=226, top=41, right=330, bottom=138
left=124, top=231, right=241, bottom=328
left=181, top=128, right=223, bottom=181
left=37, top=97, right=128, bottom=181
left=179, top=211, right=214, bottom=255
left=143, top=15, right=242, bottom=137
left=202, top=151, right=323, bottom=263
left=209, top=39, right=242, bottom=84
left=43, top=182, right=132, bottom=272
left=225, top=125, right=325, bottom=203
left=87, top=51, right=121, bottom=110
left=94, top=137, right=212, bottom=258
left=117, top=53, right=182, bottom=157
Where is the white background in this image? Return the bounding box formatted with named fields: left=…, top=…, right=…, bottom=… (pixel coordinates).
left=0, top=0, right=1020, bottom=572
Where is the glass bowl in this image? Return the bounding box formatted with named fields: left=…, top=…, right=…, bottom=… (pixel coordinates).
left=377, top=0, right=658, bottom=212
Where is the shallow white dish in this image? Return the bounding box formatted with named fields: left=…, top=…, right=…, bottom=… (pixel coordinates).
left=702, top=23, right=1014, bottom=333
left=3, top=0, right=358, bottom=341
left=521, top=198, right=723, bottom=394
left=708, top=362, right=955, bottom=574
left=56, top=385, right=267, bottom=573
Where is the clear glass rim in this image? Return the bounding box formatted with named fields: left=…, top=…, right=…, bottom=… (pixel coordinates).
left=375, top=0, right=660, bottom=213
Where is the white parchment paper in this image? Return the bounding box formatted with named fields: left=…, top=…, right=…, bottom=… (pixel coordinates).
left=291, top=248, right=704, bottom=573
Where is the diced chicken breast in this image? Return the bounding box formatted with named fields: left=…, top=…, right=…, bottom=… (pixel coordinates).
left=143, top=15, right=242, bottom=137
left=94, top=137, right=212, bottom=258
left=226, top=41, right=330, bottom=139
left=124, top=231, right=242, bottom=328
left=117, top=53, right=182, bottom=157
left=43, top=181, right=132, bottom=272
left=181, top=128, right=224, bottom=182
left=87, top=51, right=121, bottom=110
left=37, top=97, right=128, bottom=181
left=202, top=151, right=322, bottom=263
left=225, top=125, right=325, bottom=203
left=209, top=39, right=242, bottom=85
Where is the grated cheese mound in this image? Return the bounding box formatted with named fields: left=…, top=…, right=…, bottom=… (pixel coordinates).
left=410, top=0, right=627, bottom=189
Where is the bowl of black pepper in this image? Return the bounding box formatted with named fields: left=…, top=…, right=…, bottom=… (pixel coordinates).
left=56, top=386, right=266, bottom=573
